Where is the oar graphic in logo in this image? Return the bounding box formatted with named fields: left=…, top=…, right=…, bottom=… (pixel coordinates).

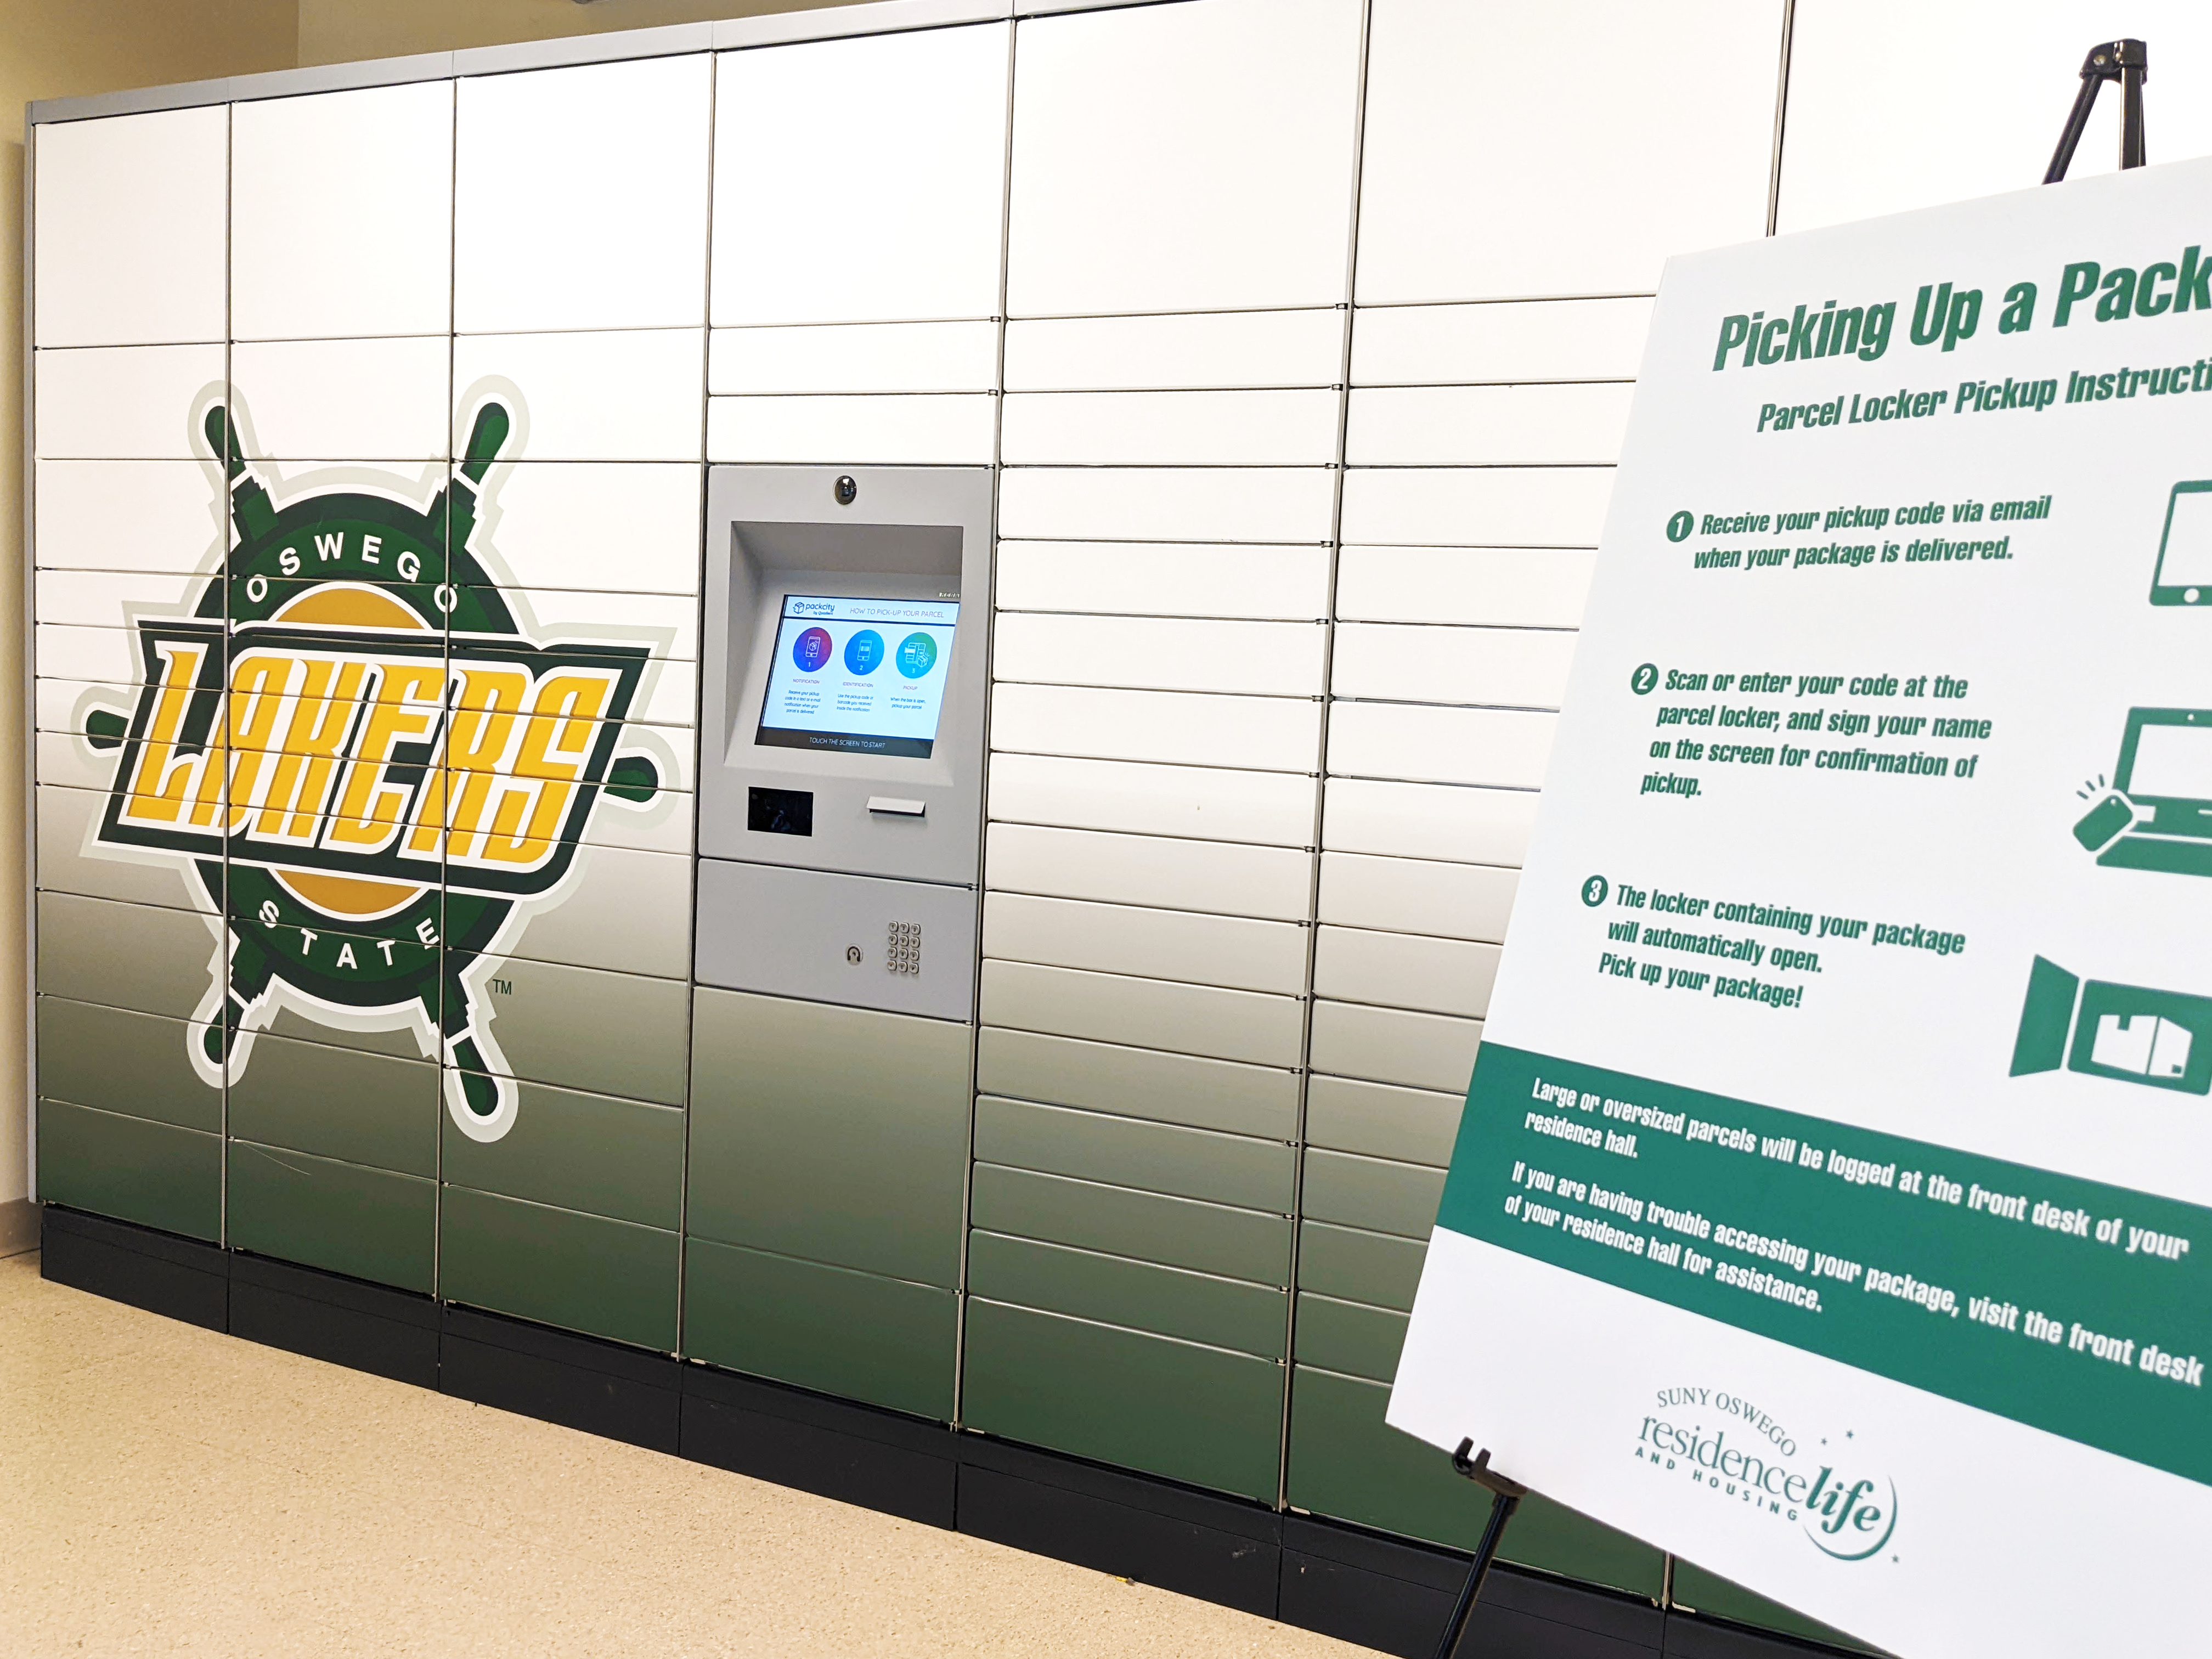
left=86, top=398, right=661, bottom=1141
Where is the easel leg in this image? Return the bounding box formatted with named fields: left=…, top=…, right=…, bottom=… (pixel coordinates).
left=2043, top=40, right=2148, bottom=184
left=1429, top=1488, right=1521, bottom=1658
left=1428, top=1440, right=1530, bottom=1659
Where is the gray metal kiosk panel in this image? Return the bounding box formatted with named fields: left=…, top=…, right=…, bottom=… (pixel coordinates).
left=974, top=1025, right=1299, bottom=1140
left=36, top=891, right=226, bottom=1024
left=1291, top=1291, right=1408, bottom=1385
left=967, top=1163, right=1294, bottom=1286
left=683, top=1235, right=956, bottom=1421
left=695, top=858, right=976, bottom=1021
left=966, top=1228, right=1288, bottom=1359
left=974, top=1095, right=1296, bottom=1214
left=1302, top=1073, right=1463, bottom=1167
left=687, top=985, right=970, bottom=1288
left=37, top=1100, right=221, bottom=1241
left=960, top=1298, right=1284, bottom=1502
left=700, top=464, right=992, bottom=887
left=440, top=1080, right=686, bottom=1231
left=225, top=1032, right=439, bottom=1178
left=1295, top=1218, right=1427, bottom=1313
left=1300, top=1148, right=1448, bottom=1241
left=36, top=997, right=221, bottom=1134
left=456, top=957, right=691, bottom=1109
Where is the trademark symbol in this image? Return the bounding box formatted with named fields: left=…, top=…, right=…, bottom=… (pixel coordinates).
left=489, top=978, right=513, bottom=996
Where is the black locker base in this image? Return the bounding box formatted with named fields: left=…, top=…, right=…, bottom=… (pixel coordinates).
left=36, top=1205, right=1867, bottom=1659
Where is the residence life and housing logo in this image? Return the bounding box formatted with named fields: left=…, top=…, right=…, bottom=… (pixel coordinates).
left=1637, top=1384, right=1900, bottom=1562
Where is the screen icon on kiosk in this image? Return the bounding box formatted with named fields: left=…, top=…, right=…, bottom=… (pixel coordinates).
left=844, top=628, right=885, bottom=675
left=757, top=594, right=958, bottom=759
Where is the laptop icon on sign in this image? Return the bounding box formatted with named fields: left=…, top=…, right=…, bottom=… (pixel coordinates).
left=2075, top=708, right=2212, bottom=876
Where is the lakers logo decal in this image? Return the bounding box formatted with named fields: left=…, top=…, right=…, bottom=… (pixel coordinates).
left=84, top=399, right=661, bottom=1142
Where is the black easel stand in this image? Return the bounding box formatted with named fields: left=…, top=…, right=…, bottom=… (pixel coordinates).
left=2044, top=38, right=2147, bottom=183
left=1426, top=1440, right=1529, bottom=1659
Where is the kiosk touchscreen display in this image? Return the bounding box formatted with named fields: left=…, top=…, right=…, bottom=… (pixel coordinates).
left=757, top=594, right=959, bottom=759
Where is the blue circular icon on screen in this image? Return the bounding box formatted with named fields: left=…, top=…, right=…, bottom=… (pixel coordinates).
left=844, top=629, right=885, bottom=675
left=792, top=627, right=833, bottom=673
left=895, top=632, right=938, bottom=679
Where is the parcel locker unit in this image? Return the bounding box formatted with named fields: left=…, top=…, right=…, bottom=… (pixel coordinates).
left=22, top=2, right=1857, bottom=1650
left=687, top=462, right=992, bottom=1417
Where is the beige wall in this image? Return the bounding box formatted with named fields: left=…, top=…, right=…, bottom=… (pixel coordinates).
left=2, top=2, right=297, bottom=1248
left=298, top=0, right=861, bottom=66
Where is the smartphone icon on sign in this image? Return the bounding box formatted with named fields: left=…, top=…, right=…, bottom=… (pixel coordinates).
left=2149, top=480, right=2212, bottom=605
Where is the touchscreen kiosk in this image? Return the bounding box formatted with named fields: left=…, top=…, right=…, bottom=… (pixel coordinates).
left=757, top=595, right=960, bottom=758
left=695, top=465, right=993, bottom=1021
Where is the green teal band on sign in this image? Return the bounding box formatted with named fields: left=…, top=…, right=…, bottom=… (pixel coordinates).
left=1442, top=1044, right=2212, bottom=1486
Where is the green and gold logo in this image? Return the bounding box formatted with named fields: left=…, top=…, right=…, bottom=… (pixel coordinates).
left=84, top=398, right=662, bottom=1142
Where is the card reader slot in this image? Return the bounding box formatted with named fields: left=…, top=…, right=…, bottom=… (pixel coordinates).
left=749, top=787, right=814, bottom=836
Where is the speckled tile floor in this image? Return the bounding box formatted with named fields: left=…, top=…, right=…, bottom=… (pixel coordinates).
left=0, top=1251, right=1368, bottom=1657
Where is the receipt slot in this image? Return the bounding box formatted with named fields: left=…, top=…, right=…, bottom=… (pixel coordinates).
left=695, top=465, right=992, bottom=1020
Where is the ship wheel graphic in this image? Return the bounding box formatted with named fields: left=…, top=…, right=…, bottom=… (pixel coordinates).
left=138, top=398, right=662, bottom=1141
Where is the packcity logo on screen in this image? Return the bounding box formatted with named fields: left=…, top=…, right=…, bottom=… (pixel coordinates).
left=76, top=396, right=665, bottom=1143
left=1634, top=1384, right=1899, bottom=1562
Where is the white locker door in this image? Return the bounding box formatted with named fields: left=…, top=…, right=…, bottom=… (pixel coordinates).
left=454, top=54, right=714, bottom=334
left=1356, top=0, right=1783, bottom=303
left=34, top=106, right=229, bottom=348
left=232, top=81, right=455, bottom=342
left=710, top=24, right=1012, bottom=327
left=708, top=24, right=1011, bottom=465
left=1006, top=0, right=1365, bottom=317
